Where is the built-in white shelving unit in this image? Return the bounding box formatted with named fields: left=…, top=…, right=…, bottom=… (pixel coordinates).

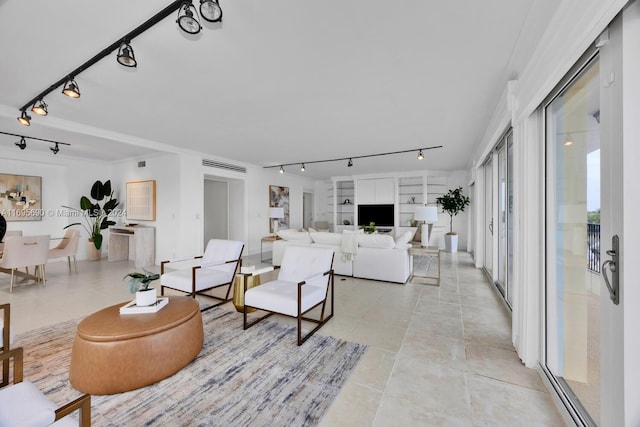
left=398, top=176, right=424, bottom=226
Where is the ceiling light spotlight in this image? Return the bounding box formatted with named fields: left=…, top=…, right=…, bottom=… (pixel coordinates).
left=117, top=41, right=137, bottom=68
left=62, top=78, right=81, bottom=98
left=31, top=99, right=48, bottom=116
left=15, top=137, right=27, bottom=150
left=17, top=110, right=31, bottom=126
left=564, top=134, right=574, bottom=146
left=50, top=142, right=60, bottom=155
left=200, top=0, right=222, bottom=22
left=177, top=2, right=202, bottom=34
left=279, top=165, right=285, bottom=174
left=417, top=150, right=424, bottom=160
left=347, top=158, right=353, bottom=167
left=300, top=163, right=305, bottom=172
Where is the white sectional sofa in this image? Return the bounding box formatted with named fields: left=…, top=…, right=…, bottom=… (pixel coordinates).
left=272, top=229, right=414, bottom=284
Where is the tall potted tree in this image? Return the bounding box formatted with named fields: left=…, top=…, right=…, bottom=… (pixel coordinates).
left=64, top=180, right=119, bottom=261
left=436, top=187, right=470, bottom=252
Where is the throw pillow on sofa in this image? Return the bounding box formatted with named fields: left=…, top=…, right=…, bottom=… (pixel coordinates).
left=309, top=232, right=342, bottom=245
left=277, top=229, right=312, bottom=243
left=358, top=233, right=395, bottom=249
left=394, top=230, right=413, bottom=247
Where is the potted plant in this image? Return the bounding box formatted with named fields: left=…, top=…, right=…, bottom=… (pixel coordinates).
left=63, top=180, right=119, bottom=261
left=360, top=221, right=376, bottom=234
left=436, top=187, right=470, bottom=252
left=124, top=270, right=160, bottom=306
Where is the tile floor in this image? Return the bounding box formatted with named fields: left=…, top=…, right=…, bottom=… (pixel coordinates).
left=0, top=251, right=565, bottom=426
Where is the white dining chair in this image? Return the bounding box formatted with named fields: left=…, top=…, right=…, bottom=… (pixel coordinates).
left=0, top=235, right=50, bottom=292
left=48, top=229, right=80, bottom=273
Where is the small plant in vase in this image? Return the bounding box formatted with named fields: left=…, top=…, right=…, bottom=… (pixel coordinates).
left=124, top=270, right=160, bottom=306
left=435, top=187, right=470, bottom=252
left=360, top=221, right=376, bottom=234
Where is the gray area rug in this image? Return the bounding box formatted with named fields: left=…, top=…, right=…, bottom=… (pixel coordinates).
left=14, top=307, right=367, bottom=426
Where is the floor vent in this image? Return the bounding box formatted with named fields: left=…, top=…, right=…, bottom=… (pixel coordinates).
left=202, top=159, right=246, bottom=173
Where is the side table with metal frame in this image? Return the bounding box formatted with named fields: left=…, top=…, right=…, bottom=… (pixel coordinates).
left=409, top=245, right=440, bottom=285
left=260, top=235, right=280, bottom=263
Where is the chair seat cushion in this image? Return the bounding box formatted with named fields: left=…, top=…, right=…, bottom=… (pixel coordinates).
left=0, top=381, right=56, bottom=427
left=244, top=280, right=327, bottom=317
left=161, top=268, right=231, bottom=293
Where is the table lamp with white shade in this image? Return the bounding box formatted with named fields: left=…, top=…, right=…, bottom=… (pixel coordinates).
left=414, top=206, right=438, bottom=247
left=269, top=207, right=284, bottom=237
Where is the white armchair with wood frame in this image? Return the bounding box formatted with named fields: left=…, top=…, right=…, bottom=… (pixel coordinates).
left=243, top=246, right=335, bottom=345
left=160, top=239, right=244, bottom=311
left=0, top=235, right=50, bottom=292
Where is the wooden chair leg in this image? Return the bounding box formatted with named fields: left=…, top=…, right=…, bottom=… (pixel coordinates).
left=10, top=268, right=15, bottom=293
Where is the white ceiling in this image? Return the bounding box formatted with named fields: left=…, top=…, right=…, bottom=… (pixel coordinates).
left=0, top=0, right=560, bottom=179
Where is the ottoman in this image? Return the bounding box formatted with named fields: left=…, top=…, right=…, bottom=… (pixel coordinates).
left=69, top=296, right=203, bottom=395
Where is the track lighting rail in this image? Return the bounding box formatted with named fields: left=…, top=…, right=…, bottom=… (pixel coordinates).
left=1, top=130, right=71, bottom=150
left=18, top=0, right=187, bottom=113
left=263, top=145, right=443, bottom=171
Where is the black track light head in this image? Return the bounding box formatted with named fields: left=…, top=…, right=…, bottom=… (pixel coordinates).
left=17, top=110, right=31, bottom=126
left=117, top=41, right=137, bottom=67
left=50, top=142, right=60, bottom=155
left=177, top=2, right=202, bottom=34
left=347, top=158, right=353, bottom=167
left=417, top=150, right=424, bottom=160
left=200, top=0, right=222, bottom=22
left=62, top=78, right=81, bottom=98
left=15, top=137, right=27, bottom=150
left=279, top=165, right=285, bottom=174
left=31, top=99, right=48, bottom=116
left=300, top=163, right=305, bottom=172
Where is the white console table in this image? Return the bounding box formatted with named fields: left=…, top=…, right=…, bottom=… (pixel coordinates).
left=108, top=225, right=155, bottom=268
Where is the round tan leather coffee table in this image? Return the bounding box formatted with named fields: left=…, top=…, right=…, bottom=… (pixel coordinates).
left=69, top=296, right=203, bottom=395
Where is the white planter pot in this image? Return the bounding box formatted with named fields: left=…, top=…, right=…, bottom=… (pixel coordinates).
left=136, top=288, right=157, bottom=307
left=444, top=234, right=458, bottom=253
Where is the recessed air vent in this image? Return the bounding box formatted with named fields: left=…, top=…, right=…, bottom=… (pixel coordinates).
left=138, top=161, right=146, bottom=168
left=202, top=158, right=246, bottom=173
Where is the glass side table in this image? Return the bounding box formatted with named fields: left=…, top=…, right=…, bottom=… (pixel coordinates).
left=408, top=245, right=440, bottom=286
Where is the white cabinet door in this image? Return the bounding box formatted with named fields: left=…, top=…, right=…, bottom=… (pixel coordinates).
left=357, top=178, right=394, bottom=204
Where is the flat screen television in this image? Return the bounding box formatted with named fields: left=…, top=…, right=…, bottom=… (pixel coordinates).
left=357, top=204, right=394, bottom=227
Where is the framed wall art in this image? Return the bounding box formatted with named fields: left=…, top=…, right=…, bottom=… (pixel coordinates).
left=126, top=180, right=156, bottom=221
left=269, top=185, right=289, bottom=233
left=0, top=173, right=43, bottom=221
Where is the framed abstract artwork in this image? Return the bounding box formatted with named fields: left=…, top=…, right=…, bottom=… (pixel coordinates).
left=0, top=173, right=43, bottom=221
left=126, top=180, right=156, bottom=221
left=269, top=185, right=289, bottom=233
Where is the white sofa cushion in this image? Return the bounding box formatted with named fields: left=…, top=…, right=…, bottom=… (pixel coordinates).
left=277, top=229, right=312, bottom=242
left=395, top=230, right=413, bottom=247
left=245, top=279, right=328, bottom=316
left=358, top=233, right=395, bottom=249
left=309, top=232, right=342, bottom=245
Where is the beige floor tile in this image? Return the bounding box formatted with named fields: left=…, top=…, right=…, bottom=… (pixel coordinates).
left=349, top=346, right=397, bottom=392
left=400, top=330, right=467, bottom=371
left=469, top=375, right=565, bottom=426
left=408, top=310, right=464, bottom=340
left=374, top=395, right=473, bottom=427
left=319, top=382, right=382, bottom=427
left=466, top=343, right=546, bottom=392
left=384, top=360, right=471, bottom=414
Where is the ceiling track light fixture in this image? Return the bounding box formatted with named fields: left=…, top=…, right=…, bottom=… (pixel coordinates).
left=1, top=130, right=71, bottom=154
left=264, top=146, right=443, bottom=172
left=200, top=0, right=223, bottom=22
left=117, top=41, right=137, bottom=67
left=177, top=1, right=202, bottom=34
left=300, top=163, right=305, bottom=172
left=17, top=110, right=31, bottom=126
left=17, top=0, right=220, bottom=121
left=62, top=77, right=81, bottom=98
left=31, top=99, right=48, bottom=116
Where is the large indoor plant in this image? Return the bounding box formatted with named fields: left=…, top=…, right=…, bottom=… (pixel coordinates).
left=64, top=180, right=119, bottom=260
left=436, top=186, right=470, bottom=252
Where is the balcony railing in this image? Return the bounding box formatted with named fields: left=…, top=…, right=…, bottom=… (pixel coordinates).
left=587, top=223, right=600, bottom=273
